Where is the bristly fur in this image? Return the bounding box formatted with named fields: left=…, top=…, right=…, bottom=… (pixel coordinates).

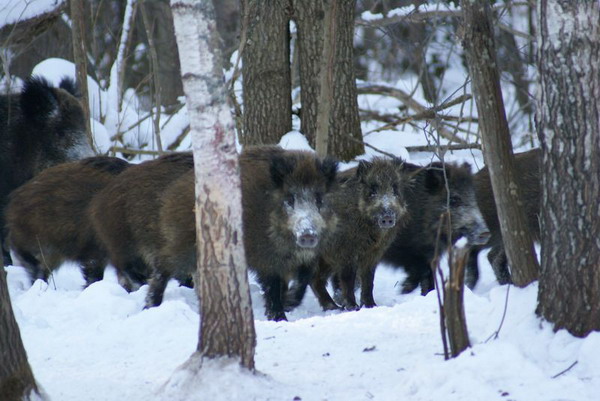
left=382, top=160, right=489, bottom=295
left=1, top=74, right=92, bottom=267
left=308, top=157, right=410, bottom=311
left=241, top=145, right=338, bottom=321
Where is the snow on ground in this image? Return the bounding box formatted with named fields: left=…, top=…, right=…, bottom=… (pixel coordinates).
left=6, top=252, right=599, bottom=401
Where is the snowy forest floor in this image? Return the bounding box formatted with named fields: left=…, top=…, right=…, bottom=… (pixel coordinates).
left=6, top=247, right=600, bottom=401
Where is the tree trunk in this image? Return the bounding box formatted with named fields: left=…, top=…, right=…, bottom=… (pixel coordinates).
left=171, top=0, right=256, bottom=369
left=0, top=269, right=46, bottom=401
left=294, top=0, right=364, bottom=161
left=140, top=0, right=184, bottom=108
left=444, top=247, right=470, bottom=358
left=240, top=0, right=292, bottom=146
left=536, top=0, right=600, bottom=337
left=70, top=0, right=95, bottom=153
left=461, top=1, right=539, bottom=287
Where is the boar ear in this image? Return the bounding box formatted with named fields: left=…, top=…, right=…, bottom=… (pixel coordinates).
left=319, top=157, right=339, bottom=189
left=356, top=160, right=372, bottom=179
left=270, top=155, right=296, bottom=188
left=21, top=76, right=59, bottom=123
left=424, top=167, right=447, bottom=194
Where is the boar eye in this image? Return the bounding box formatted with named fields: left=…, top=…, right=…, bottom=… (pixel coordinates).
left=369, top=184, right=378, bottom=197
left=392, top=183, right=400, bottom=196
left=449, top=195, right=461, bottom=207
left=284, top=193, right=295, bottom=208
left=315, top=192, right=323, bottom=209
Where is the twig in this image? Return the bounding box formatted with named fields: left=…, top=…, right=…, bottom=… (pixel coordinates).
left=551, top=361, right=578, bottom=379
left=109, top=146, right=168, bottom=156
left=406, top=144, right=481, bottom=153
left=347, top=136, right=398, bottom=159
left=485, top=284, right=511, bottom=342
left=432, top=212, right=450, bottom=360
left=167, top=125, right=190, bottom=151
left=358, top=85, right=468, bottom=144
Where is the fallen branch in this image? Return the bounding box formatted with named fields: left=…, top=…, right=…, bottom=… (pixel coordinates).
left=109, top=146, right=167, bottom=156
left=406, top=143, right=481, bottom=153
left=355, top=2, right=532, bottom=28
left=358, top=85, right=469, bottom=144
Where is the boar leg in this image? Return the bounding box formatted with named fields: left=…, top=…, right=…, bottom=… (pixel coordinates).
left=359, top=265, right=377, bottom=308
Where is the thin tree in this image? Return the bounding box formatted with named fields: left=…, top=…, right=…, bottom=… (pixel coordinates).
left=70, top=0, right=95, bottom=153
left=461, top=1, right=539, bottom=287
left=294, top=0, right=364, bottom=161
left=536, top=0, right=600, bottom=337
left=170, top=0, right=256, bottom=369
left=0, top=268, right=47, bottom=401
left=241, top=0, right=292, bottom=146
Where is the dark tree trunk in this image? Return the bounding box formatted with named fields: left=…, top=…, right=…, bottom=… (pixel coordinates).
left=241, top=0, right=292, bottom=146
left=0, top=269, right=44, bottom=401
left=444, top=248, right=470, bottom=358
left=461, top=1, right=539, bottom=287
left=294, top=0, right=364, bottom=161
left=139, top=0, right=184, bottom=108
left=70, top=0, right=95, bottom=153
left=214, top=0, right=240, bottom=69
left=171, top=0, right=256, bottom=370
left=536, top=1, right=600, bottom=337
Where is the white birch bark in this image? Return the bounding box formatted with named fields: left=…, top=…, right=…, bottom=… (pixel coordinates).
left=170, top=0, right=256, bottom=369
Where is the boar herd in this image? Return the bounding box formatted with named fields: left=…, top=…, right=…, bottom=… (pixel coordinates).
left=1, top=76, right=543, bottom=322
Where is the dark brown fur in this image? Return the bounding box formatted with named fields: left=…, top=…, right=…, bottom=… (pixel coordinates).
left=241, top=146, right=337, bottom=321
left=89, top=152, right=194, bottom=293
left=382, top=161, right=490, bottom=295
left=309, top=158, right=409, bottom=311
left=466, top=148, right=541, bottom=288
left=144, top=169, right=197, bottom=307
left=1, top=76, right=92, bottom=266
left=5, top=156, right=129, bottom=285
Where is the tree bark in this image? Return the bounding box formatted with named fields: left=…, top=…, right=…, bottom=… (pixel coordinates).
left=140, top=0, right=184, bottom=108
left=0, top=269, right=46, bottom=401
left=536, top=0, right=600, bottom=337
left=171, top=0, right=256, bottom=369
left=461, top=1, right=539, bottom=287
left=241, top=0, right=292, bottom=146
left=294, top=0, right=364, bottom=161
left=444, top=247, right=470, bottom=358
left=70, top=0, right=95, bottom=153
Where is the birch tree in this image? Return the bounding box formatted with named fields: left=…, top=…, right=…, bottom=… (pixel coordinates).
left=536, top=0, right=600, bottom=337
left=170, top=0, right=256, bottom=370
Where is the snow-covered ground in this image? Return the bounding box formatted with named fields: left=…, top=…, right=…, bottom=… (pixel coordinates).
left=7, top=251, right=599, bottom=401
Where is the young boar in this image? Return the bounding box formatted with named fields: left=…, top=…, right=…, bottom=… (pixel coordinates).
left=89, top=152, right=194, bottom=292
left=1, top=76, right=92, bottom=266
left=381, top=162, right=490, bottom=295
left=5, top=157, right=130, bottom=285
left=306, top=158, right=409, bottom=311
left=465, top=148, right=541, bottom=288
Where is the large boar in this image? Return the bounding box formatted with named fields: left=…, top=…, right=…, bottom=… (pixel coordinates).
left=142, top=146, right=338, bottom=317
left=241, top=146, right=338, bottom=321
left=381, top=161, right=490, bottom=295
left=465, top=148, right=541, bottom=289
left=1, top=76, right=93, bottom=266
left=5, top=157, right=130, bottom=285
left=303, top=158, right=409, bottom=311
left=88, top=152, right=194, bottom=292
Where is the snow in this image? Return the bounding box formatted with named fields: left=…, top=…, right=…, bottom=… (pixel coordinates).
left=7, top=252, right=599, bottom=401
left=0, top=0, right=63, bottom=29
